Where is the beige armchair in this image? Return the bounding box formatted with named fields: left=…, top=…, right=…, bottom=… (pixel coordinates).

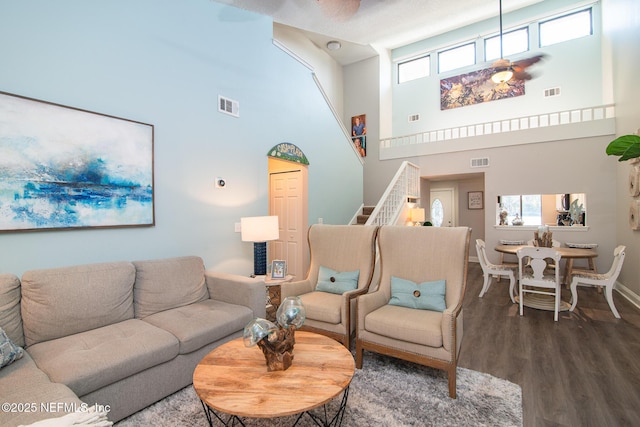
left=280, top=224, right=379, bottom=349
left=355, top=225, right=471, bottom=398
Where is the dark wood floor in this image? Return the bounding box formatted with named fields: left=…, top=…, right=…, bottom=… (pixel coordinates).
left=458, top=262, right=640, bottom=427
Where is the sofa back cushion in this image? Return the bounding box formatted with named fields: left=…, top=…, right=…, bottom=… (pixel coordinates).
left=0, top=274, right=24, bottom=348
left=21, top=262, right=136, bottom=347
left=133, top=256, right=209, bottom=318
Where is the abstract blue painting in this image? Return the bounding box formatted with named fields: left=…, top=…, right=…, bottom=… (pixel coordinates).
left=0, top=92, right=154, bottom=232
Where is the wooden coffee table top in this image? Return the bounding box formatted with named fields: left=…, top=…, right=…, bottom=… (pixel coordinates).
left=193, top=331, right=355, bottom=418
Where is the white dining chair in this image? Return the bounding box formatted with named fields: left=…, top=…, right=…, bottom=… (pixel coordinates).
left=517, top=246, right=562, bottom=321
left=477, top=239, right=517, bottom=303
left=569, top=245, right=626, bottom=319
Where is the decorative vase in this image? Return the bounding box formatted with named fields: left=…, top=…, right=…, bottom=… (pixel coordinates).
left=511, top=213, right=524, bottom=226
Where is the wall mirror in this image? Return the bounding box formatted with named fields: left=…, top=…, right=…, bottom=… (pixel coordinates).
left=497, top=194, right=586, bottom=226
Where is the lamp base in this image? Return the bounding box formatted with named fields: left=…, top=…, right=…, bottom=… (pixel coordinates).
left=253, top=242, right=267, bottom=276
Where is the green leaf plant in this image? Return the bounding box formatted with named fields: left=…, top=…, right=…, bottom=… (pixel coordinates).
left=606, top=134, right=640, bottom=162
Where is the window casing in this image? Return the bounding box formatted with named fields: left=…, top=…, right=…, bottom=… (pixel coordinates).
left=500, top=195, right=542, bottom=226
left=398, top=55, right=430, bottom=84
left=438, top=42, right=475, bottom=73
left=485, top=27, right=529, bottom=62
left=539, top=8, right=592, bottom=47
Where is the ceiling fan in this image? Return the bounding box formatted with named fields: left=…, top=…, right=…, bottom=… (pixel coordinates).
left=316, top=0, right=360, bottom=21
left=491, top=0, right=545, bottom=83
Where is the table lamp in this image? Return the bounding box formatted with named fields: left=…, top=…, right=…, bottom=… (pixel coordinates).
left=410, top=208, right=425, bottom=226
left=241, top=215, right=279, bottom=277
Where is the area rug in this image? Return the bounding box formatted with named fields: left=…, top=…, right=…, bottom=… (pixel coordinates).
left=114, top=352, right=522, bottom=426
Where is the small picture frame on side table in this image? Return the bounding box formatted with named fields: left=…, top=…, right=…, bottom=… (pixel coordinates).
left=270, top=260, right=287, bottom=279
left=468, top=191, right=484, bottom=210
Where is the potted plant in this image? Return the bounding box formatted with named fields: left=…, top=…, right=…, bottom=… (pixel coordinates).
left=606, top=134, right=640, bottom=162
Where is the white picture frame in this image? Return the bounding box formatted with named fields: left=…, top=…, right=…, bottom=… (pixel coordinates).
left=468, top=191, right=484, bottom=210
left=271, top=260, right=287, bottom=279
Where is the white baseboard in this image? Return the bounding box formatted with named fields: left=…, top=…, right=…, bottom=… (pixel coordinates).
left=615, top=282, right=640, bottom=312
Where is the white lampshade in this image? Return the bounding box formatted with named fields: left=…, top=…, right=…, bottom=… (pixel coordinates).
left=241, top=216, right=279, bottom=242
left=410, top=208, right=425, bottom=223
left=491, top=69, right=513, bottom=84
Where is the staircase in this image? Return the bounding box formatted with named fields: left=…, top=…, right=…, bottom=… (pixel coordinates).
left=350, top=161, right=420, bottom=226
left=356, top=206, right=375, bottom=225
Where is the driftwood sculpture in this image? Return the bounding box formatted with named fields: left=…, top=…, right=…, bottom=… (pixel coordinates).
left=534, top=230, right=553, bottom=248
left=256, top=325, right=297, bottom=371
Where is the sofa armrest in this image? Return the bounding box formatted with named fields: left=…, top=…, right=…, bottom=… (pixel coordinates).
left=279, top=279, right=314, bottom=299
left=205, top=271, right=266, bottom=319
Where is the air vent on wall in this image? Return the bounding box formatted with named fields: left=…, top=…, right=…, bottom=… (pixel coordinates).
left=408, top=114, right=420, bottom=122
left=544, top=87, right=561, bottom=98
left=470, top=157, right=489, bottom=168
left=218, top=95, right=239, bottom=117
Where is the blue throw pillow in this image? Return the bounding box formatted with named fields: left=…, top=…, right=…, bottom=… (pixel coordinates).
left=389, top=276, right=446, bottom=312
left=0, top=327, right=24, bottom=369
left=315, top=266, right=359, bottom=294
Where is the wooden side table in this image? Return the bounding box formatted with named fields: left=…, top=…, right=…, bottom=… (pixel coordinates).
left=263, top=275, right=293, bottom=322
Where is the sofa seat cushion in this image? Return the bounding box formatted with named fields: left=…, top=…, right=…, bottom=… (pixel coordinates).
left=299, top=292, right=342, bottom=324
left=0, top=352, right=82, bottom=426
left=363, top=304, right=443, bottom=348
left=133, top=256, right=209, bottom=319
left=27, top=319, right=179, bottom=397
left=142, top=299, right=254, bottom=354
left=21, top=262, right=136, bottom=347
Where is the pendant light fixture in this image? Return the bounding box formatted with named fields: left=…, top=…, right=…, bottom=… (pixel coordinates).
left=491, top=0, right=514, bottom=84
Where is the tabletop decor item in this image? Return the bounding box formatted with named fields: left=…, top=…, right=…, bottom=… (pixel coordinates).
left=534, top=226, right=553, bottom=247
left=511, top=213, right=524, bottom=226
left=270, top=259, right=287, bottom=279
left=243, top=296, right=306, bottom=371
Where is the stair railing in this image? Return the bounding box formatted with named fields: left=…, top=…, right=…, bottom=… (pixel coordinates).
left=365, top=161, right=420, bottom=226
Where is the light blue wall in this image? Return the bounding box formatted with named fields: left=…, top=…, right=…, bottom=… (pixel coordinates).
left=392, top=0, right=605, bottom=135
left=0, top=0, right=363, bottom=276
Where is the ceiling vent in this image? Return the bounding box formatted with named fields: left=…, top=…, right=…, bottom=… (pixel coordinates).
left=544, top=87, right=561, bottom=98
left=408, top=114, right=420, bottom=122
left=218, top=95, right=239, bottom=117
left=470, top=157, right=489, bottom=168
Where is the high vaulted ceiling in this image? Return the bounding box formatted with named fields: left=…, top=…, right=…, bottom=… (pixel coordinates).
left=212, top=0, right=542, bottom=65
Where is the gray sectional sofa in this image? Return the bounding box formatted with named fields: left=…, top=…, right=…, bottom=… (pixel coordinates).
left=0, top=256, right=265, bottom=426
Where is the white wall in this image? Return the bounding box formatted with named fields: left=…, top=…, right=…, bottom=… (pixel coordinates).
left=0, top=0, right=363, bottom=276
left=351, top=0, right=621, bottom=277
left=391, top=0, right=606, bottom=136
left=604, top=0, right=640, bottom=299
left=410, top=136, right=617, bottom=272
left=342, top=56, right=397, bottom=206
left=273, top=24, right=344, bottom=120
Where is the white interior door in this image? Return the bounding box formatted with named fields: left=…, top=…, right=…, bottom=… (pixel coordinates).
left=269, top=170, right=304, bottom=279
left=430, top=189, right=455, bottom=227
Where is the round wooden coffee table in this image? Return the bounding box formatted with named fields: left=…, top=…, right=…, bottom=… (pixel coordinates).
left=193, top=331, right=355, bottom=426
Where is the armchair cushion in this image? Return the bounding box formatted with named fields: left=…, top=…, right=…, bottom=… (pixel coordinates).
left=364, top=304, right=443, bottom=347
left=299, top=292, right=342, bottom=324
left=389, top=276, right=446, bottom=312
left=315, top=266, right=359, bottom=295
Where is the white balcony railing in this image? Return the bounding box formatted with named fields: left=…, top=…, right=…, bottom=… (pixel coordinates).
left=380, top=104, right=616, bottom=156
